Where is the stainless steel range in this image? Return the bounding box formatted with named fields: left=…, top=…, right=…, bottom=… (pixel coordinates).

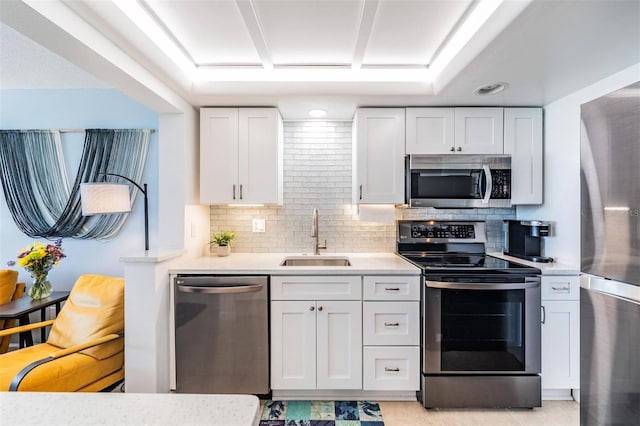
left=397, top=220, right=542, bottom=408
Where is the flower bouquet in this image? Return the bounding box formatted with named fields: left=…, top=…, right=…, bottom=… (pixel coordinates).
left=12, top=239, right=66, bottom=300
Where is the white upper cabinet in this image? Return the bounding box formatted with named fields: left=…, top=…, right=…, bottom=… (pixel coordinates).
left=200, top=107, right=283, bottom=204
left=454, top=108, right=504, bottom=154
left=504, top=108, right=543, bottom=205
left=405, top=108, right=455, bottom=154
left=353, top=108, right=405, bottom=204
left=406, top=107, right=504, bottom=154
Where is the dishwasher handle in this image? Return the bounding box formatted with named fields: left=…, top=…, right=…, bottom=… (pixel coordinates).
left=176, top=283, right=263, bottom=294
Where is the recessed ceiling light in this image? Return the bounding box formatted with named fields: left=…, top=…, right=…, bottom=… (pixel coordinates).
left=474, top=82, right=508, bottom=95
left=308, top=109, right=327, bottom=118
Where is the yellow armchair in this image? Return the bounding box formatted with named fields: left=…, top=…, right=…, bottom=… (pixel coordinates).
left=0, top=270, right=25, bottom=354
left=0, top=274, right=125, bottom=392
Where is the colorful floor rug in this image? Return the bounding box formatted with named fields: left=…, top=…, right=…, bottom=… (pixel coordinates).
left=259, top=400, right=384, bottom=426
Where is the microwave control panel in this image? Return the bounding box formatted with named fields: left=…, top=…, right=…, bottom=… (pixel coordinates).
left=491, top=170, right=511, bottom=199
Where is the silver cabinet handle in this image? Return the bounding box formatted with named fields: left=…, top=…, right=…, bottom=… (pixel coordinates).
left=318, top=306, right=323, bottom=311
left=359, top=185, right=363, bottom=200
left=541, top=305, right=546, bottom=324
left=385, top=367, right=400, bottom=372
left=176, top=283, right=262, bottom=294
left=310, top=306, right=315, bottom=311
left=457, top=147, right=462, bottom=152
left=551, top=286, right=570, bottom=292
left=384, top=322, right=400, bottom=327
left=450, top=147, right=455, bottom=152
left=232, top=184, right=236, bottom=200
left=239, top=184, right=243, bottom=200
left=385, top=287, right=400, bottom=292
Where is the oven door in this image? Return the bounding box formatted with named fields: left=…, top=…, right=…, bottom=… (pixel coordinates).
left=423, top=276, right=541, bottom=375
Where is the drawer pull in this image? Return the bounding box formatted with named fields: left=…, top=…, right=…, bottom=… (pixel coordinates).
left=384, top=322, right=400, bottom=327
left=385, top=367, right=400, bottom=372
left=551, top=286, right=570, bottom=292
left=384, top=287, right=401, bottom=291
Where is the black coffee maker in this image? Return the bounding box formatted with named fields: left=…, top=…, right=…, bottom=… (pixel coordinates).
left=504, top=220, right=553, bottom=263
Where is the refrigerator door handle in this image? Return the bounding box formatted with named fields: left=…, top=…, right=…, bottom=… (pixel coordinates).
left=176, top=283, right=263, bottom=294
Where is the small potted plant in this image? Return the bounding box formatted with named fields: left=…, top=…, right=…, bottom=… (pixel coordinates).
left=210, top=230, right=236, bottom=257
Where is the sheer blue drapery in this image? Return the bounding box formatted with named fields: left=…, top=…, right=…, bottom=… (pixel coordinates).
left=0, top=129, right=150, bottom=239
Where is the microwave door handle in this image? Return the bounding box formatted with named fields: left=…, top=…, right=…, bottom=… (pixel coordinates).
left=481, top=165, right=492, bottom=204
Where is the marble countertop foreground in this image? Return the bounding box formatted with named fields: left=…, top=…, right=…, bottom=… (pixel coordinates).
left=0, top=392, right=259, bottom=426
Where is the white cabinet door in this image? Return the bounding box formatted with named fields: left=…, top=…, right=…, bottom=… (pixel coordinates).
left=363, top=346, right=420, bottom=391
left=200, top=107, right=283, bottom=204
left=542, top=300, right=580, bottom=390
left=238, top=108, right=283, bottom=204
left=406, top=108, right=455, bottom=154
left=363, top=275, right=420, bottom=301
left=504, top=108, right=543, bottom=205
left=271, top=301, right=317, bottom=390
left=363, top=302, right=419, bottom=346
left=316, top=300, right=362, bottom=389
left=353, top=108, right=405, bottom=204
left=454, top=108, right=504, bottom=154
left=200, top=108, right=239, bottom=204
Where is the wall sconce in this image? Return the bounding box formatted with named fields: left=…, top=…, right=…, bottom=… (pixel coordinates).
left=80, top=173, right=149, bottom=251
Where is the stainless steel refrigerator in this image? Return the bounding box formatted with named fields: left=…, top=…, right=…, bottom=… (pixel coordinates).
left=580, top=81, right=640, bottom=425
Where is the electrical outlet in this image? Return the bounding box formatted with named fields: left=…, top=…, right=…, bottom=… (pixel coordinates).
left=252, top=218, right=266, bottom=233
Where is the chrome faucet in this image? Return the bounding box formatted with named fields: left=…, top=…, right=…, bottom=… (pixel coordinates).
left=311, top=208, right=327, bottom=255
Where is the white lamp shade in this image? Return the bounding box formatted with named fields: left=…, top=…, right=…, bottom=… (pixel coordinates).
left=80, top=183, right=132, bottom=216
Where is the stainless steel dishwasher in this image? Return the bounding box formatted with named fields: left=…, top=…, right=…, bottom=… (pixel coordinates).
left=174, top=275, right=269, bottom=395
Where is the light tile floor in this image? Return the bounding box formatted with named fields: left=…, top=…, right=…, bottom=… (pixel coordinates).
left=379, top=400, right=579, bottom=426
left=256, top=400, right=579, bottom=426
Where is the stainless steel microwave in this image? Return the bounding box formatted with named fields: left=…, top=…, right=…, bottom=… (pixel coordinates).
left=406, top=155, right=512, bottom=208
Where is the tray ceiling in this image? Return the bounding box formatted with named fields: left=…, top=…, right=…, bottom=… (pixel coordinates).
left=1, top=0, right=639, bottom=119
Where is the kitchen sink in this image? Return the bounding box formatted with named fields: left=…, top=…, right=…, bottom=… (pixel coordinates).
left=280, top=256, right=351, bottom=266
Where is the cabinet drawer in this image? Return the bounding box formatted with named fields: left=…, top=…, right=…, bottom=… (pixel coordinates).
left=542, top=276, right=580, bottom=300
left=271, top=276, right=361, bottom=300
left=363, top=346, right=420, bottom=391
left=363, top=302, right=419, bottom=346
left=363, top=276, right=420, bottom=301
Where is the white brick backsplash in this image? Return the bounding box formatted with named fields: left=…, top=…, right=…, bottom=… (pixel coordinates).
left=209, top=121, right=515, bottom=253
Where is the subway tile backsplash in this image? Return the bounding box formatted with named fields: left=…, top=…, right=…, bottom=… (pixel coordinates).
left=209, top=121, right=515, bottom=254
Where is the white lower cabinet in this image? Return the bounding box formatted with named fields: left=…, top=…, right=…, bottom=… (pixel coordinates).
left=270, top=301, right=317, bottom=389
left=271, top=274, right=421, bottom=394
left=362, top=276, right=420, bottom=391
left=316, top=301, right=362, bottom=389
left=541, top=275, right=580, bottom=393
left=270, top=276, right=362, bottom=390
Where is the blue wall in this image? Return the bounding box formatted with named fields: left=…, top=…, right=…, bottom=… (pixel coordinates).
left=0, top=88, right=159, bottom=290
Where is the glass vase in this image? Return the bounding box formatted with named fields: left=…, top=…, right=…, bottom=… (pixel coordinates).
left=29, top=274, right=52, bottom=300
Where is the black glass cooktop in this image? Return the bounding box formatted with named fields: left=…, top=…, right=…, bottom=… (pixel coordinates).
left=401, top=254, right=540, bottom=274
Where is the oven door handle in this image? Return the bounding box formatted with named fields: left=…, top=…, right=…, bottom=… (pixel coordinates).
left=426, top=278, right=540, bottom=290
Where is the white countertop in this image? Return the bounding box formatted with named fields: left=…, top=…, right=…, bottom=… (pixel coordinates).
left=170, top=252, right=421, bottom=275
left=0, top=392, right=259, bottom=426
left=488, top=252, right=580, bottom=275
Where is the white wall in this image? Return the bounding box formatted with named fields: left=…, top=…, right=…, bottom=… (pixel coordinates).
left=517, top=63, right=640, bottom=266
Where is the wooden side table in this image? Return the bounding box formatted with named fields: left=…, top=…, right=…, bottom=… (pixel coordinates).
left=0, top=291, right=70, bottom=347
